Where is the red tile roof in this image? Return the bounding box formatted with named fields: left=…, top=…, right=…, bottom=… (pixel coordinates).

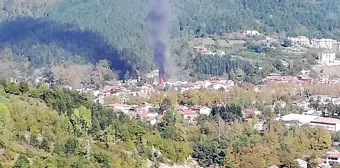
left=316, top=159, right=326, bottom=165
left=102, top=85, right=120, bottom=93
left=191, top=105, right=203, bottom=110
left=326, top=152, right=340, bottom=158
left=180, top=109, right=196, bottom=115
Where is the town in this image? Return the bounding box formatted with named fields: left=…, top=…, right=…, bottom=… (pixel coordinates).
left=5, top=29, right=340, bottom=167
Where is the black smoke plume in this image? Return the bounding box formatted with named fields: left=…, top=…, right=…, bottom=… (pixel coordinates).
left=146, top=0, right=170, bottom=82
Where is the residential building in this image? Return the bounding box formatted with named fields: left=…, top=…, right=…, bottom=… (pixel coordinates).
left=318, top=51, right=336, bottom=64
left=242, top=30, right=261, bottom=36
left=180, top=109, right=198, bottom=122
left=310, top=95, right=332, bottom=103
left=199, top=107, right=212, bottom=115
left=325, top=151, right=340, bottom=166
left=310, top=117, right=340, bottom=132
left=335, top=42, right=340, bottom=52
left=319, top=75, right=330, bottom=84
left=106, top=103, right=132, bottom=114
left=191, top=105, right=212, bottom=115
left=294, top=159, right=308, bottom=168
left=311, top=38, right=337, bottom=49
left=145, top=117, right=157, bottom=125
left=288, top=36, right=310, bottom=46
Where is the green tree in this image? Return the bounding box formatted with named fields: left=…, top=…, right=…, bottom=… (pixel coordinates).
left=30, top=133, right=39, bottom=148
left=5, top=83, right=20, bottom=95
left=64, top=137, right=79, bottom=156
left=18, top=81, right=29, bottom=94
left=0, top=103, right=13, bottom=148
left=40, top=138, right=50, bottom=152
left=71, top=106, right=92, bottom=137
left=159, top=97, right=171, bottom=113
left=0, top=85, right=4, bottom=95
left=25, top=88, right=40, bottom=98
left=158, top=111, right=187, bottom=141
left=192, top=139, right=226, bottom=167
left=13, top=153, right=30, bottom=168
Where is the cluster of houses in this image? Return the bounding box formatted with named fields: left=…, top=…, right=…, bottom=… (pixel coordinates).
left=263, top=72, right=340, bottom=85
left=193, top=45, right=226, bottom=56
left=263, top=73, right=314, bottom=85
left=91, top=77, right=237, bottom=125
left=288, top=36, right=340, bottom=65
left=288, top=36, right=340, bottom=50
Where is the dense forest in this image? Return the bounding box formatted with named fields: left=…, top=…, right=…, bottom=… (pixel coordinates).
left=1, top=0, right=340, bottom=81
left=0, top=79, right=334, bottom=167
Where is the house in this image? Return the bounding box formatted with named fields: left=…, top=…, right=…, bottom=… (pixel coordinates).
left=180, top=109, right=198, bottom=122
left=243, top=30, right=261, bottom=36
left=145, top=117, right=158, bottom=125
left=297, top=75, right=314, bottom=84
left=215, top=50, right=226, bottom=56
left=102, top=85, right=121, bottom=95
left=294, top=158, right=308, bottom=168
left=310, top=117, right=340, bottom=132
left=310, top=95, right=332, bottom=104
left=311, top=38, right=337, bottom=49
left=253, top=120, right=265, bottom=131
left=212, top=83, right=228, bottom=90
left=106, top=103, right=132, bottom=114
left=267, top=165, right=279, bottom=168
left=319, top=75, right=330, bottom=84
left=324, top=151, right=340, bottom=166
left=288, top=36, right=310, bottom=46
left=318, top=51, right=336, bottom=64
left=200, top=107, right=212, bottom=115
left=335, top=42, right=340, bottom=52
left=194, top=45, right=214, bottom=55
left=191, top=105, right=212, bottom=115
left=333, top=98, right=340, bottom=105
left=242, top=109, right=261, bottom=119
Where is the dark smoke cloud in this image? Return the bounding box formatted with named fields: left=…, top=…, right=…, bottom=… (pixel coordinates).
left=146, top=0, right=170, bottom=77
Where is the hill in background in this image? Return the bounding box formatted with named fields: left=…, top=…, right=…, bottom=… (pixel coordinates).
left=0, top=0, right=340, bottom=82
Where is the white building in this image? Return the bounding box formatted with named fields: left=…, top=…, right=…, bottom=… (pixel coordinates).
left=276, top=114, right=318, bottom=127
left=288, top=36, right=310, bottom=46
left=311, top=38, right=337, bottom=49
left=199, top=107, right=212, bottom=115
left=243, top=30, right=261, bottom=36
left=294, top=159, right=308, bottom=168
left=324, top=151, right=340, bottom=166
left=318, top=51, right=336, bottom=64
left=310, top=117, right=340, bottom=132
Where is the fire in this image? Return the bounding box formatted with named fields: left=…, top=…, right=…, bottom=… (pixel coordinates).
left=159, top=71, right=164, bottom=85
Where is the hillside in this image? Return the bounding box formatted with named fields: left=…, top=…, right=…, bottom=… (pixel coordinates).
left=0, top=79, right=335, bottom=168
left=1, top=0, right=340, bottom=80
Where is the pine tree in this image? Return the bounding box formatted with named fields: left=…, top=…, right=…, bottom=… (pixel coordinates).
left=29, top=134, right=39, bottom=148
left=40, top=138, right=50, bottom=152
left=18, top=81, right=29, bottom=94
left=13, top=153, right=30, bottom=168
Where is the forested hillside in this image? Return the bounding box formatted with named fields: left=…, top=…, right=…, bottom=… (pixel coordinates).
left=1, top=0, right=340, bottom=79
